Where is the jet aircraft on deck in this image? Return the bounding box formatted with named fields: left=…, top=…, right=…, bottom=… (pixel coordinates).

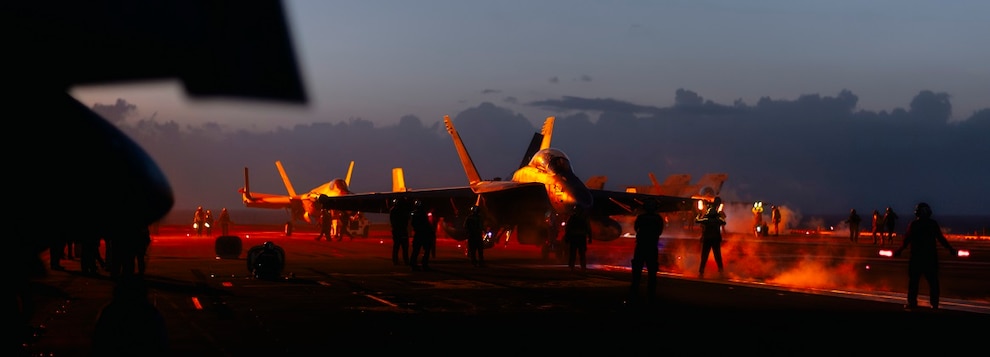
left=318, top=116, right=694, bottom=259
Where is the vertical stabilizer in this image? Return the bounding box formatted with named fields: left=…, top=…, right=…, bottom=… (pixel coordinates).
left=539, top=116, right=555, bottom=150
left=275, top=160, right=298, bottom=197
left=443, top=115, right=483, bottom=185
left=585, top=175, right=607, bottom=190
left=392, top=167, right=407, bottom=192
left=242, top=167, right=254, bottom=200
left=345, top=160, right=355, bottom=187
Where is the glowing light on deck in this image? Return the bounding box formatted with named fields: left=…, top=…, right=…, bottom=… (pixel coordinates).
left=879, top=250, right=893, bottom=257
left=958, top=249, right=970, bottom=257
left=191, top=297, right=203, bottom=310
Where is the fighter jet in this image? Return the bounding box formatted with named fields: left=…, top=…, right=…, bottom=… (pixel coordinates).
left=240, top=161, right=356, bottom=232
left=318, top=115, right=694, bottom=259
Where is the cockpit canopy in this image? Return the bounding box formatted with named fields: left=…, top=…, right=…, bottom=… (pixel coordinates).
left=528, top=148, right=573, bottom=175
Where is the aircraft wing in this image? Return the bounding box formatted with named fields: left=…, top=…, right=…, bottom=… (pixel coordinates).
left=318, top=182, right=548, bottom=226
left=240, top=190, right=296, bottom=208
left=589, top=189, right=694, bottom=217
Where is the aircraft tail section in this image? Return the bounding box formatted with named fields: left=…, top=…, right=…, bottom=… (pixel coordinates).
left=345, top=160, right=354, bottom=187
left=275, top=160, right=298, bottom=197
left=392, top=167, right=407, bottom=192
left=519, top=116, right=556, bottom=169
left=585, top=175, right=607, bottom=190
left=692, top=173, right=728, bottom=199
left=241, top=167, right=254, bottom=201
left=443, top=115, right=483, bottom=185
left=539, top=116, right=554, bottom=150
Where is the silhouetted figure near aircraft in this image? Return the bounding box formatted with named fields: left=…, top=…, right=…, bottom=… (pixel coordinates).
left=340, top=211, right=355, bottom=241
left=80, top=229, right=106, bottom=275
left=218, top=207, right=232, bottom=236
left=871, top=209, right=882, bottom=244
left=564, top=207, right=593, bottom=272
left=247, top=241, right=286, bottom=280
left=696, top=197, right=726, bottom=278
left=630, top=200, right=664, bottom=303
left=410, top=200, right=437, bottom=271
left=108, top=223, right=152, bottom=279
left=845, top=209, right=862, bottom=243
left=48, top=235, right=68, bottom=271
left=893, top=202, right=957, bottom=310
left=193, top=206, right=207, bottom=237
left=316, top=209, right=332, bottom=241
left=204, top=209, right=214, bottom=236
left=389, top=199, right=411, bottom=265
left=92, top=276, right=168, bottom=357
left=463, top=205, right=486, bottom=267
left=883, top=206, right=899, bottom=245
left=771, top=205, right=782, bottom=236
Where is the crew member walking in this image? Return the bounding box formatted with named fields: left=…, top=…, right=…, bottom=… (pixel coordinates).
left=696, top=197, right=726, bottom=278
left=630, top=200, right=664, bottom=303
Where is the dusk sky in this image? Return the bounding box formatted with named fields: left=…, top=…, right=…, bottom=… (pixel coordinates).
left=72, top=0, right=988, bottom=131
left=64, top=1, right=988, bottom=229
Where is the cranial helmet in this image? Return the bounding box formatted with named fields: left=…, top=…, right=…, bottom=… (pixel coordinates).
left=264, top=241, right=275, bottom=249
left=469, top=205, right=479, bottom=213
left=414, top=200, right=423, bottom=208
left=915, top=202, right=932, bottom=218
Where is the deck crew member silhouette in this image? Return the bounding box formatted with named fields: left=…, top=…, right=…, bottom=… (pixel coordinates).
left=217, top=208, right=232, bottom=236
left=771, top=205, right=782, bottom=236
left=871, top=209, right=882, bottom=244
left=696, top=197, right=726, bottom=277
left=883, top=206, right=899, bottom=245
left=193, top=206, right=207, bottom=237
left=564, top=207, right=593, bottom=272
left=894, top=202, right=957, bottom=310
left=389, top=198, right=411, bottom=265
left=409, top=200, right=436, bottom=271
left=845, top=208, right=862, bottom=242
left=630, top=200, right=664, bottom=303
left=464, top=205, right=486, bottom=267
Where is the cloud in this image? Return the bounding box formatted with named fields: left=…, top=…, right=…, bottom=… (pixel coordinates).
left=101, top=89, right=990, bottom=228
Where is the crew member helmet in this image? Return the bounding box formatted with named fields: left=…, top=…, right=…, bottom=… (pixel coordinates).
left=915, top=202, right=932, bottom=218
left=712, top=197, right=722, bottom=206
left=264, top=241, right=275, bottom=250
left=469, top=205, right=479, bottom=213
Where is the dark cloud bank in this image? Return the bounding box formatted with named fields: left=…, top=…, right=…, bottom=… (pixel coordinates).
left=98, top=89, right=990, bottom=229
